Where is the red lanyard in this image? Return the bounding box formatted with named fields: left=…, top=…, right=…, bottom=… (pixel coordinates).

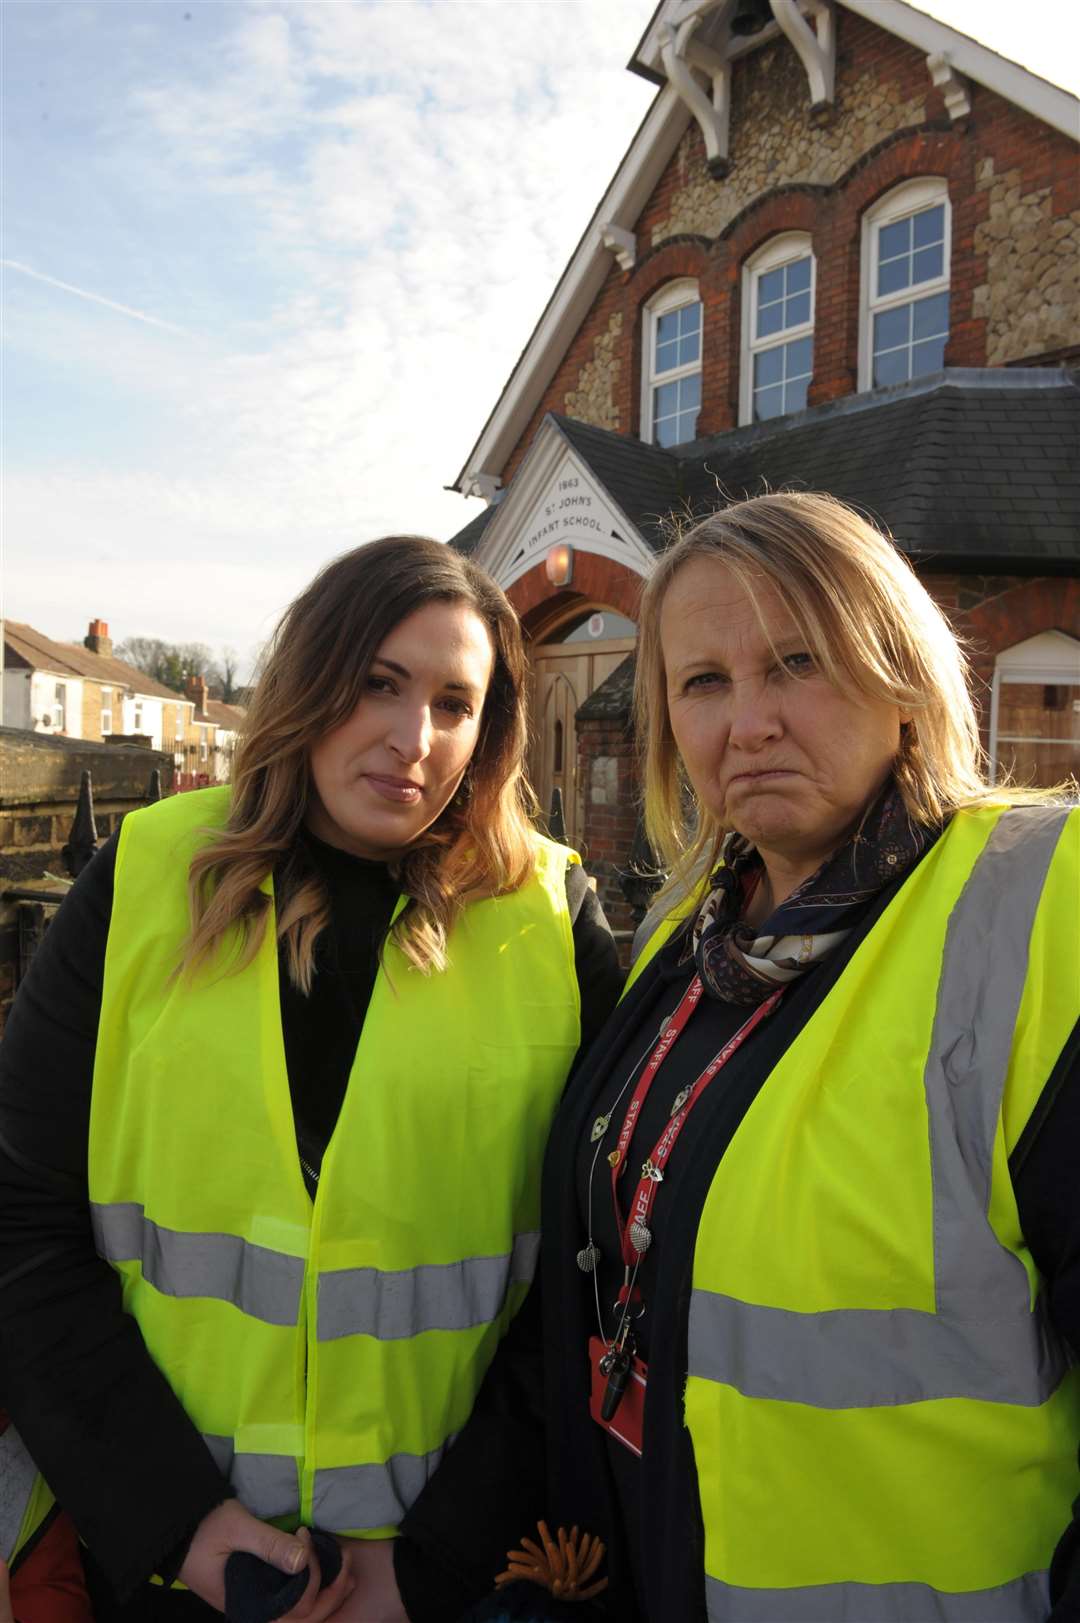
left=609, top=976, right=783, bottom=1267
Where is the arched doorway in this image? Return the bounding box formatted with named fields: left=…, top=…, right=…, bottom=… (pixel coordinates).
left=528, top=607, right=636, bottom=848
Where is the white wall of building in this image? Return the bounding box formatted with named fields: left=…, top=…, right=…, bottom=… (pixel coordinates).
left=29, top=671, right=84, bottom=738
left=2, top=669, right=32, bottom=730
left=121, top=695, right=165, bottom=750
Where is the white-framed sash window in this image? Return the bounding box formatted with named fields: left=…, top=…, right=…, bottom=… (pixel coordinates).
left=861, top=179, right=950, bottom=392
left=641, top=279, right=703, bottom=448
left=741, top=233, right=815, bottom=426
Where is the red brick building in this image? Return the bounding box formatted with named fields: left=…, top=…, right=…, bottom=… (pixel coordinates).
left=447, top=0, right=1080, bottom=931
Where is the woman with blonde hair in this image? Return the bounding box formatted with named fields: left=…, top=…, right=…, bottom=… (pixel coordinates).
left=434, top=491, right=1079, bottom=1622
left=0, top=536, right=621, bottom=1621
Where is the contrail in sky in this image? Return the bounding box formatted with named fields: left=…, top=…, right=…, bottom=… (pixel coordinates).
left=2, top=259, right=188, bottom=334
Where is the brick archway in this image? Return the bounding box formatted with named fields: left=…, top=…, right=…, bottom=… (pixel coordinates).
left=507, top=551, right=647, bottom=638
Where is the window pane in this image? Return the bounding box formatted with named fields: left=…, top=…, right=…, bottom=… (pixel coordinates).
left=655, top=413, right=680, bottom=447
left=759, top=267, right=784, bottom=306
left=655, top=380, right=679, bottom=416
left=679, top=372, right=701, bottom=409
left=912, top=290, right=949, bottom=340
left=912, top=243, right=943, bottom=285
left=678, top=302, right=702, bottom=337
left=785, top=255, right=811, bottom=295
left=656, top=311, right=680, bottom=345
left=785, top=374, right=810, bottom=414
left=756, top=298, right=784, bottom=338
left=911, top=336, right=946, bottom=377
left=786, top=336, right=813, bottom=379
left=785, top=290, right=811, bottom=329
left=879, top=218, right=911, bottom=261
left=754, top=345, right=784, bottom=388
left=754, top=384, right=785, bottom=421
left=678, top=328, right=701, bottom=367
left=877, top=255, right=911, bottom=297
left=913, top=204, right=945, bottom=249
left=655, top=338, right=680, bottom=374
left=874, top=348, right=909, bottom=387
left=676, top=407, right=700, bottom=443
left=874, top=305, right=909, bottom=353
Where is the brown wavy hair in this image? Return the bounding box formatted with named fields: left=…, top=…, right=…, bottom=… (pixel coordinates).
left=184, top=536, right=538, bottom=987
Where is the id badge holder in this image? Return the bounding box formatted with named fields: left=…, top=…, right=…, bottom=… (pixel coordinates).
left=588, top=1334, right=647, bottom=1457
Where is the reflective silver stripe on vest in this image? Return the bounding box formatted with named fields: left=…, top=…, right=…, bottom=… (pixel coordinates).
left=923, top=807, right=1067, bottom=1317
left=317, top=1230, right=540, bottom=1342
left=688, top=807, right=1072, bottom=1410
left=0, top=1425, right=37, bottom=1563
left=311, top=1439, right=453, bottom=1529
left=688, top=1289, right=1063, bottom=1407
left=91, top=1202, right=305, bottom=1328
left=199, top=1435, right=453, bottom=1530
left=705, top=1569, right=1050, bottom=1622
left=202, top=1434, right=300, bottom=1522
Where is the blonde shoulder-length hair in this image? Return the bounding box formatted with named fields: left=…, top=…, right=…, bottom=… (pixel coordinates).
left=636, top=490, right=1063, bottom=890
left=185, top=535, right=538, bottom=989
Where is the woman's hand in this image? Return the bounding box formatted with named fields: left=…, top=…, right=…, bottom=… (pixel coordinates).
left=178, top=1503, right=355, bottom=1618
left=332, top=1539, right=408, bottom=1621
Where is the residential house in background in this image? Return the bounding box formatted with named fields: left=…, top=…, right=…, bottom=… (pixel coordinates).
left=2, top=620, right=243, bottom=786
left=183, top=675, right=245, bottom=786
left=447, top=0, right=1080, bottom=931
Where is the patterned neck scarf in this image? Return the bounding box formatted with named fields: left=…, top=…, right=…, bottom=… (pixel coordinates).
left=690, top=778, right=935, bottom=1006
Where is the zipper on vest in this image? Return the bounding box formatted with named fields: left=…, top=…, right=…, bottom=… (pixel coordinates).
left=300, top=1154, right=320, bottom=1187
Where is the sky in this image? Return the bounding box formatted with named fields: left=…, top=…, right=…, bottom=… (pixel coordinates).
left=3, top=0, right=1078, bottom=677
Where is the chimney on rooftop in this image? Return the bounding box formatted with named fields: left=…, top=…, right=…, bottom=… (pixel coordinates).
left=85, top=619, right=113, bottom=657
left=186, top=673, right=210, bottom=715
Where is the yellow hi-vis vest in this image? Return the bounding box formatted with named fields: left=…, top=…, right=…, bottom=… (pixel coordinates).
left=84, top=786, right=580, bottom=1537
left=630, top=805, right=1080, bottom=1622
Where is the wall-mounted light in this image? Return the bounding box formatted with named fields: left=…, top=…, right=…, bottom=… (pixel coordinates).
left=545, top=543, right=574, bottom=587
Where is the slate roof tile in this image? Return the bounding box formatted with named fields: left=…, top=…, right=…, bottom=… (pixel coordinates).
left=447, top=372, right=1079, bottom=573
left=570, top=374, right=1078, bottom=572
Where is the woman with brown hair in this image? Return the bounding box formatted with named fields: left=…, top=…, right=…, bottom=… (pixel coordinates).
left=409, top=492, right=1079, bottom=1622
left=0, top=536, right=622, bottom=1620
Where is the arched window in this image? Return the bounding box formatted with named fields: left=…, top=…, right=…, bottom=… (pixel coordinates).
left=989, top=630, right=1080, bottom=787
left=641, top=279, right=703, bottom=448
left=860, top=178, right=950, bottom=392
left=740, top=232, right=815, bottom=426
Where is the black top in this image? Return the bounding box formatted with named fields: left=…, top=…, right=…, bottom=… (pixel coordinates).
left=0, top=828, right=623, bottom=1611
left=399, top=856, right=1080, bottom=1623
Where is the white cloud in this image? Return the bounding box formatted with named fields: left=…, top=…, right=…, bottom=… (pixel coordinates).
left=5, top=0, right=658, bottom=669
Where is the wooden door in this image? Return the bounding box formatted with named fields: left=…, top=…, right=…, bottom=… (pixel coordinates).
left=528, top=636, right=636, bottom=849
left=531, top=653, right=589, bottom=846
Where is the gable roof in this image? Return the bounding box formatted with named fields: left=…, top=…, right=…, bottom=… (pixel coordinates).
left=3, top=622, right=185, bottom=704
left=453, top=369, right=1080, bottom=574
left=451, top=0, right=1079, bottom=502
left=543, top=417, right=683, bottom=550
